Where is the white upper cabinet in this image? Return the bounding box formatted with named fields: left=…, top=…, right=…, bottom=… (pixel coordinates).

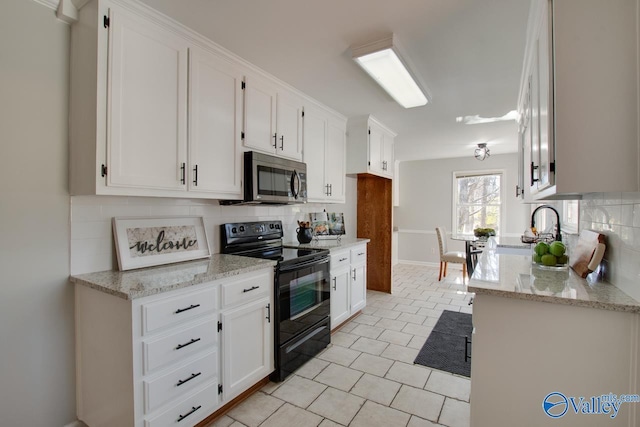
left=106, top=7, right=188, bottom=191
left=188, top=47, right=243, bottom=198
left=303, top=104, right=346, bottom=203
left=517, top=0, right=639, bottom=200
left=243, top=75, right=303, bottom=161
left=346, top=115, right=396, bottom=179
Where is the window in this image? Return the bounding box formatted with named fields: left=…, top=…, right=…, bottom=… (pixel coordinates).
left=453, top=171, right=503, bottom=235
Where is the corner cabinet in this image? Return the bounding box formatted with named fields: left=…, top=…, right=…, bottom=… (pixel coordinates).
left=329, top=244, right=368, bottom=330
left=74, top=268, right=274, bottom=427
left=70, top=0, right=243, bottom=199
left=303, top=104, right=347, bottom=203
left=346, top=115, right=396, bottom=179
left=517, top=0, right=639, bottom=200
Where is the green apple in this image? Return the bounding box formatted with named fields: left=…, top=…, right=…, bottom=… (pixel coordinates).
left=541, top=254, right=557, bottom=266
left=534, top=242, right=549, bottom=256
left=549, top=241, right=566, bottom=257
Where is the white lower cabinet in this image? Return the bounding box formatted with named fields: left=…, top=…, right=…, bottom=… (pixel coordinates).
left=75, top=268, right=274, bottom=427
left=330, top=244, right=368, bottom=330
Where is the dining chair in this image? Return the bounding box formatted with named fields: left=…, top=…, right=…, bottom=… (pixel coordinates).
left=435, top=227, right=467, bottom=281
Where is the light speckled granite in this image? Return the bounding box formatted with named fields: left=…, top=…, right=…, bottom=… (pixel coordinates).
left=468, top=248, right=640, bottom=313
left=70, top=254, right=276, bottom=300
left=284, top=237, right=370, bottom=252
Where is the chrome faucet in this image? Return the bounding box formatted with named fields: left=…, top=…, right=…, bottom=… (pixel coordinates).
left=531, top=204, right=562, bottom=242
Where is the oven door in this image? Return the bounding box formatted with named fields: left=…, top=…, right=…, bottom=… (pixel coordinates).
left=276, top=257, right=330, bottom=345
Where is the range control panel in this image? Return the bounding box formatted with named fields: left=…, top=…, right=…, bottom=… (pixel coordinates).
left=221, top=221, right=283, bottom=247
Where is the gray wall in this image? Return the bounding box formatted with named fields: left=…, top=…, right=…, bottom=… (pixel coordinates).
left=395, top=153, right=529, bottom=264
left=0, top=1, right=76, bottom=426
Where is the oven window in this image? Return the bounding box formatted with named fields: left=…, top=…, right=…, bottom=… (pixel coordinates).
left=257, top=166, right=291, bottom=197
left=289, top=271, right=323, bottom=319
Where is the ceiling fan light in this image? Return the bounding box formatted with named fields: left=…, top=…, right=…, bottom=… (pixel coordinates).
left=352, top=35, right=429, bottom=109
left=474, top=143, right=490, bottom=161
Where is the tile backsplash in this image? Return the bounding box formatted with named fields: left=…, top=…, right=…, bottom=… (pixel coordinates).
left=580, top=192, right=640, bottom=301
left=70, top=178, right=356, bottom=275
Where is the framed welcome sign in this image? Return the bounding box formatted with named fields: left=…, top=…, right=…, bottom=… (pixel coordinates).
left=113, top=217, right=211, bottom=271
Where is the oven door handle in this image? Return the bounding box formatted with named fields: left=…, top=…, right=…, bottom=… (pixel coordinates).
left=278, top=256, right=329, bottom=273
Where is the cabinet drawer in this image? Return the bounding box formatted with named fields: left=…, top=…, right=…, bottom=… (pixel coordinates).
left=221, top=271, right=270, bottom=308
left=144, top=349, right=218, bottom=414
left=350, top=246, right=367, bottom=264
left=144, top=380, right=219, bottom=427
left=330, top=251, right=350, bottom=270
left=142, top=286, right=218, bottom=336
left=143, top=318, right=217, bottom=375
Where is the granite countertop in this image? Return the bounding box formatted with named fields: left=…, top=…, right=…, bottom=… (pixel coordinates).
left=70, top=254, right=276, bottom=300
left=284, top=237, right=370, bottom=252
left=468, top=248, right=640, bottom=313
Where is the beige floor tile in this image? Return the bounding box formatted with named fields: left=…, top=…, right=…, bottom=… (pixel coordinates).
left=417, top=307, right=445, bottom=317
left=331, top=331, right=359, bottom=348
left=436, top=303, right=461, bottom=312
left=226, top=391, right=284, bottom=427
left=350, top=373, right=402, bottom=406
left=403, top=322, right=434, bottom=338
left=314, top=363, right=363, bottom=392
left=336, top=321, right=358, bottom=332
left=208, top=415, right=234, bottom=427
left=397, top=312, right=428, bottom=325
left=373, top=307, right=402, bottom=320
left=272, top=375, right=327, bottom=408
left=408, top=334, right=428, bottom=350
left=260, top=380, right=283, bottom=395
left=308, top=387, right=365, bottom=425
left=260, top=403, right=323, bottom=427
left=295, top=357, right=330, bottom=379
left=352, top=313, right=382, bottom=325
left=380, top=343, right=419, bottom=364
left=350, top=323, right=385, bottom=339
left=229, top=422, right=247, bottom=427
left=350, top=352, right=394, bottom=377
left=424, top=371, right=470, bottom=402
left=350, top=336, right=389, bottom=355
left=378, top=329, right=413, bottom=346
left=438, top=398, right=470, bottom=427
left=385, top=361, right=431, bottom=389
left=411, top=300, right=437, bottom=309
left=316, top=345, right=361, bottom=366
left=349, top=400, right=411, bottom=427
left=393, top=303, right=420, bottom=314
left=375, top=317, right=407, bottom=331
left=318, top=419, right=344, bottom=427
left=408, top=415, right=440, bottom=426
left=423, top=316, right=439, bottom=326
left=390, top=385, right=445, bottom=422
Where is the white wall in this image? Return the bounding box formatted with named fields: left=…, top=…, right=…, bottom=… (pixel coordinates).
left=0, top=1, right=76, bottom=425
left=394, top=153, right=529, bottom=264
left=70, top=179, right=358, bottom=274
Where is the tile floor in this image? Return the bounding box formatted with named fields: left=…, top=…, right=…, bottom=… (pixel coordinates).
left=209, top=263, right=473, bottom=427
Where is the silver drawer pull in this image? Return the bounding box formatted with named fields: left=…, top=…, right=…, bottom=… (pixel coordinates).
left=176, top=372, right=201, bottom=387
left=177, top=405, right=201, bottom=423
left=175, top=304, right=200, bottom=314
left=357, top=252, right=365, bottom=256
left=175, top=338, right=201, bottom=350
left=243, top=285, right=259, bottom=293
left=339, top=257, right=348, bottom=262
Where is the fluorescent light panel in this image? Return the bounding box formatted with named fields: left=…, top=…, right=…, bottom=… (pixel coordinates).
left=352, top=35, right=428, bottom=109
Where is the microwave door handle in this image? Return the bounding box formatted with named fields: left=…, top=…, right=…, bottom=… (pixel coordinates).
left=291, top=170, right=300, bottom=199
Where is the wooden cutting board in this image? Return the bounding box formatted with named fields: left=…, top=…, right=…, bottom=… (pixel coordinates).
left=570, top=230, right=606, bottom=278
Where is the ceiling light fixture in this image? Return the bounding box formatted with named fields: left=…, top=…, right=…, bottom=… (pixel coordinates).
left=352, top=34, right=429, bottom=109
left=456, top=110, right=519, bottom=125
left=474, top=143, right=490, bottom=161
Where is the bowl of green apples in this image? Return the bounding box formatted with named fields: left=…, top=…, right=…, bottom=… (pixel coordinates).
left=532, top=240, right=569, bottom=270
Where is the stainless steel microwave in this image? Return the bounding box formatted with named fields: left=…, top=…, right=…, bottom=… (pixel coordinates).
left=238, top=151, right=307, bottom=204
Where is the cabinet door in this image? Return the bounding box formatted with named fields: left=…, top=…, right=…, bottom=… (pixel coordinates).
left=382, top=138, right=394, bottom=178
left=303, top=108, right=328, bottom=201
left=243, top=75, right=277, bottom=154
left=351, top=264, right=366, bottom=312
left=188, top=47, right=243, bottom=197
left=529, top=39, right=541, bottom=193
left=276, top=92, right=303, bottom=161
left=326, top=120, right=346, bottom=202
left=330, top=268, right=350, bottom=329
left=221, top=297, right=273, bottom=400
left=368, top=123, right=384, bottom=175
left=536, top=1, right=554, bottom=192
left=107, top=9, right=188, bottom=191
